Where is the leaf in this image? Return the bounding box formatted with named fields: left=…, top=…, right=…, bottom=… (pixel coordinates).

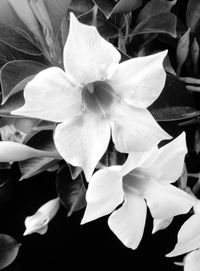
left=56, top=165, right=87, bottom=216
left=1, top=60, right=47, bottom=104
left=191, top=38, right=200, bottom=75
left=19, top=130, right=60, bottom=180
left=176, top=28, right=191, bottom=76
left=0, top=92, right=25, bottom=117
left=0, top=169, right=13, bottom=206
left=0, top=23, right=41, bottom=55
left=69, top=0, right=94, bottom=15
left=136, top=0, right=177, bottom=23
left=131, top=13, right=177, bottom=38
left=93, top=0, right=142, bottom=19
left=0, top=234, right=21, bottom=270
left=149, top=74, right=200, bottom=121
left=43, top=0, right=72, bottom=36
left=186, top=0, right=200, bottom=32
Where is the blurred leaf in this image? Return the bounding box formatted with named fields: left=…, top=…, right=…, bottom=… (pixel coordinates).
left=136, top=0, right=177, bottom=23
left=93, top=0, right=142, bottom=19
left=0, top=23, right=41, bottom=55
left=191, top=38, right=200, bottom=75
left=131, top=13, right=177, bottom=38
left=149, top=74, right=200, bottom=121
left=1, top=60, right=47, bottom=104
left=186, top=0, right=200, bottom=33
left=0, top=234, right=21, bottom=270
left=56, top=165, right=86, bottom=216
left=176, top=28, right=190, bottom=76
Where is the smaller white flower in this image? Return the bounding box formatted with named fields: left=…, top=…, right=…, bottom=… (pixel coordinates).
left=24, top=198, right=60, bottom=236
left=81, top=132, right=196, bottom=249
left=183, top=249, right=200, bottom=271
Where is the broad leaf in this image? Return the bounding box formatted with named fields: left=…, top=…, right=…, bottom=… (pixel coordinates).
left=149, top=74, right=200, bottom=121
left=0, top=234, right=21, bottom=270
left=56, top=165, right=86, bottom=216
left=136, top=0, right=177, bottom=23
left=1, top=60, right=47, bottom=104
left=0, top=23, right=41, bottom=55
left=93, top=0, right=142, bottom=19
left=131, top=13, right=177, bottom=38
left=0, top=92, right=24, bottom=117
left=186, top=0, right=200, bottom=32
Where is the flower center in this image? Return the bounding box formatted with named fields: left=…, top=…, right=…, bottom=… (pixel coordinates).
left=82, top=81, right=115, bottom=115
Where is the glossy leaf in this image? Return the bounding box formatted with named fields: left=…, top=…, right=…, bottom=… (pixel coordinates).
left=56, top=165, right=86, bottom=216
left=132, top=13, right=177, bottom=38
left=0, top=92, right=25, bottom=117
left=0, top=234, right=21, bottom=270
left=176, top=28, right=190, bottom=76
left=93, top=0, right=142, bottom=19
left=136, top=0, right=177, bottom=23
left=0, top=23, right=41, bottom=55
left=149, top=74, right=200, bottom=121
left=186, top=0, right=200, bottom=32
left=1, top=60, right=46, bottom=104
left=191, top=38, right=200, bottom=75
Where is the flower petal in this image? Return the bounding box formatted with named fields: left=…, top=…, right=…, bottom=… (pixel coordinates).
left=184, top=249, right=200, bottom=271
left=143, top=132, right=187, bottom=184
left=24, top=198, right=60, bottom=235
left=54, top=113, right=110, bottom=181
left=152, top=217, right=174, bottom=234
left=12, top=67, right=81, bottom=122
left=108, top=51, right=167, bottom=108
left=145, top=182, right=195, bottom=219
left=64, top=13, right=121, bottom=84
left=108, top=188, right=147, bottom=250
left=110, top=101, right=171, bottom=153
left=81, top=167, right=123, bottom=224
left=166, top=214, right=200, bottom=257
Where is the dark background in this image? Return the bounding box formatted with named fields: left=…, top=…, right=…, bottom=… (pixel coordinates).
left=0, top=168, right=187, bottom=271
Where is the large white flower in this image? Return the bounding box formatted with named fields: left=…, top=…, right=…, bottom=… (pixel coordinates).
left=12, top=13, right=170, bottom=181
left=81, top=133, right=196, bottom=249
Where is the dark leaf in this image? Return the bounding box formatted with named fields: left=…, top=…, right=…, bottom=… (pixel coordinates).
left=149, top=74, right=200, bottom=121
left=93, top=0, right=142, bottom=19
left=56, top=165, right=86, bottom=216
left=0, top=92, right=24, bottom=117
left=131, top=13, right=177, bottom=38
left=1, top=60, right=47, bottom=104
left=136, top=0, right=177, bottom=23
left=19, top=130, right=59, bottom=180
left=0, top=234, right=21, bottom=270
left=0, top=23, right=41, bottom=55
left=186, top=0, right=200, bottom=32
left=69, top=0, right=94, bottom=15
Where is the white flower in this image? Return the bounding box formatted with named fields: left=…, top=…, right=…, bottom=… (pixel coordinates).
left=12, top=13, right=170, bottom=181
left=81, top=133, right=196, bottom=249
left=23, top=198, right=60, bottom=235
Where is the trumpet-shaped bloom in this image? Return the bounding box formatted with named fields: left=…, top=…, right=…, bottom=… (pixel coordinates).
left=81, top=133, right=196, bottom=249
left=12, top=13, right=171, bottom=181
left=23, top=198, right=60, bottom=236
left=166, top=200, right=200, bottom=257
